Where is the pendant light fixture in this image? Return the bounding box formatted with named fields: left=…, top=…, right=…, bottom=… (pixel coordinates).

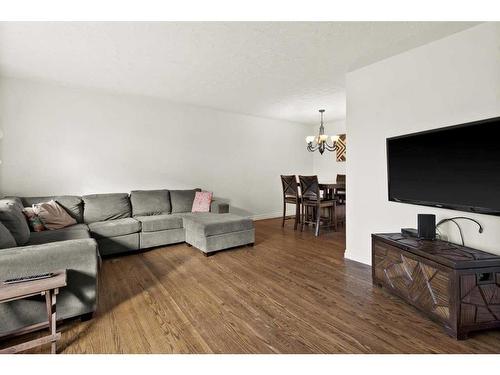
left=306, top=109, right=339, bottom=154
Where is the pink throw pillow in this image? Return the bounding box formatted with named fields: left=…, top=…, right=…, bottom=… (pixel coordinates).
left=191, top=191, right=213, bottom=212
left=33, top=200, right=77, bottom=230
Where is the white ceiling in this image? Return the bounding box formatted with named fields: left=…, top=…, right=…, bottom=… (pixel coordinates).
left=0, top=22, right=478, bottom=124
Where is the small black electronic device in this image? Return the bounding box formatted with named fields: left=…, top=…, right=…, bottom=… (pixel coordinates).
left=418, top=214, right=436, bottom=240
left=3, top=272, right=54, bottom=285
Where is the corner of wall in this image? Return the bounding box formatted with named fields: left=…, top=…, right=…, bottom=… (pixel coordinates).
left=344, top=248, right=371, bottom=266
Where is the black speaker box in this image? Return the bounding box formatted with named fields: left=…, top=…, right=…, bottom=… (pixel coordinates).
left=418, top=214, right=436, bottom=240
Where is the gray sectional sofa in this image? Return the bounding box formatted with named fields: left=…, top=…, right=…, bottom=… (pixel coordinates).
left=0, top=189, right=254, bottom=336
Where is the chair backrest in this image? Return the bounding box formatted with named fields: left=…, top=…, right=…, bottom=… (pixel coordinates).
left=336, top=174, right=346, bottom=184
left=280, top=175, right=298, bottom=198
left=298, top=175, right=320, bottom=200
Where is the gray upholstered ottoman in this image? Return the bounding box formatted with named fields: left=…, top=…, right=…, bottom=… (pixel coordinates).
left=183, top=213, right=255, bottom=255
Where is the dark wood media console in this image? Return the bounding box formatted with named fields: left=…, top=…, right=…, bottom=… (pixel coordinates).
left=372, top=233, right=500, bottom=339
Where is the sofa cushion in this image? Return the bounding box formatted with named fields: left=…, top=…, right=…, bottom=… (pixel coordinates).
left=135, top=214, right=183, bottom=232
left=28, top=228, right=91, bottom=246
left=0, top=200, right=30, bottom=246
left=88, top=218, right=140, bottom=238
left=0, top=222, right=16, bottom=249
left=183, top=213, right=254, bottom=237
left=1, top=197, right=24, bottom=210
left=97, top=233, right=140, bottom=256
left=82, top=193, right=131, bottom=224
left=62, top=223, right=89, bottom=231
left=21, top=196, right=83, bottom=223
left=130, top=190, right=171, bottom=217
left=33, top=200, right=77, bottom=230
left=192, top=191, right=213, bottom=212
left=170, top=189, right=201, bottom=213
left=22, top=207, right=46, bottom=232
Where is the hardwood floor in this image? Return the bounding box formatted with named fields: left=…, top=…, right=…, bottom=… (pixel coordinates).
left=8, top=218, right=500, bottom=353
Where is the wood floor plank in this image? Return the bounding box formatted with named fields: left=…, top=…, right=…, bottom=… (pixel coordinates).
left=6, top=218, right=500, bottom=353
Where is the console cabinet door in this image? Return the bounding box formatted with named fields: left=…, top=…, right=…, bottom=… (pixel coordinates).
left=459, top=271, right=500, bottom=326
left=373, top=240, right=452, bottom=326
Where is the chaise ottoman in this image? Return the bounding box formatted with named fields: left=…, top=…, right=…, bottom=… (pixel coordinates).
left=183, top=213, right=254, bottom=256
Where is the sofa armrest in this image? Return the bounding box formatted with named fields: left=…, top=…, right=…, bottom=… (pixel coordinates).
left=0, top=239, right=99, bottom=324
left=0, top=239, right=99, bottom=279
left=210, top=200, right=229, bottom=214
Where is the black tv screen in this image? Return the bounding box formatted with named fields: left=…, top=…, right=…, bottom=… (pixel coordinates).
left=387, top=116, right=500, bottom=216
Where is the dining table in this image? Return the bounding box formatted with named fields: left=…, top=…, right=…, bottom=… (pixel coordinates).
left=318, top=182, right=345, bottom=200
left=294, top=181, right=346, bottom=199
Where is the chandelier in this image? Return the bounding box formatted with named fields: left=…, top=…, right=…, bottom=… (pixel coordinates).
left=306, top=109, right=339, bottom=155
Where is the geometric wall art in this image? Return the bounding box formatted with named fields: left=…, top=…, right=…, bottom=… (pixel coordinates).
left=336, top=134, right=346, bottom=162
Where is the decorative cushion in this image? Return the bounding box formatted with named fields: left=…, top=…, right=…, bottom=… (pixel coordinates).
left=170, top=189, right=201, bottom=214
left=130, top=190, right=171, bottom=217
left=22, top=207, right=46, bottom=232
left=88, top=218, right=141, bottom=238
left=0, top=200, right=30, bottom=246
left=192, top=191, right=213, bottom=212
left=82, top=193, right=131, bottom=224
left=0, top=222, right=16, bottom=249
left=33, top=200, right=77, bottom=230
left=135, top=214, right=184, bottom=232
left=21, top=196, right=83, bottom=223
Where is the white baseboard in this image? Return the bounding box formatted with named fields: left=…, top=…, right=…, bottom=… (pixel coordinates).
left=251, top=211, right=283, bottom=221
left=344, top=249, right=371, bottom=266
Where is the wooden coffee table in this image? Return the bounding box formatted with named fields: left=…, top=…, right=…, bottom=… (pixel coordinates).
left=0, top=270, right=66, bottom=354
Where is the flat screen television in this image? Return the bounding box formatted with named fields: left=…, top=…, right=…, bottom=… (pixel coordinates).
left=387, top=116, right=500, bottom=216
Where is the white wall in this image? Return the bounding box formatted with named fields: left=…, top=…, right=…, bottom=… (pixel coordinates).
left=310, top=119, right=346, bottom=182
left=0, top=77, right=313, bottom=219
left=346, top=23, right=500, bottom=265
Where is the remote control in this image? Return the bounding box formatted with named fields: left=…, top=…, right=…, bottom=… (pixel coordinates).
left=3, top=272, right=55, bottom=285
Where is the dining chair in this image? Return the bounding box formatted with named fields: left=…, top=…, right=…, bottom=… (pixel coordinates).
left=298, top=175, right=336, bottom=236
left=280, top=175, right=301, bottom=230
left=334, top=174, right=346, bottom=228
left=335, top=174, right=346, bottom=202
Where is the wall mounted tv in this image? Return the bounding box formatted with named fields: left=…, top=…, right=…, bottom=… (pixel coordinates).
left=387, top=116, right=500, bottom=216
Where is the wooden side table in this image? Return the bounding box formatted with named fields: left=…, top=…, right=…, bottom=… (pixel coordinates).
left=0, top=270, right=66, bottom=354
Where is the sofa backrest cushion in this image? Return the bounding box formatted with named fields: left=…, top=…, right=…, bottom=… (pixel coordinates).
left=2, top=197, right=24, bottom=210
left=0, top=199, right=30, bottom=246
left=21, top=196, right=83, bottom=223
left=130, top=190, right=171, bottom=217
left=170, top=189, right=201, bottom=213
left=0, top=221, right=17, bottom=249
left=82, top=193, right=131, bottom=224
